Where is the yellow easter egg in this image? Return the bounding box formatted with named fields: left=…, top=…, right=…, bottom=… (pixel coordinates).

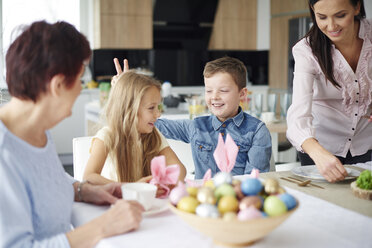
left=204, top=179, right=215, bottom=189
left=223, top=211, right=237, bottom=221
left=177, top=196, right=199, bottom=213
left=218, top=195, right=239, bottom=214
left=187, top=186, right=199, bottom=197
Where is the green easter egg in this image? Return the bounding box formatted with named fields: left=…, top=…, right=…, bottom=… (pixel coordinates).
left=215, top=183, right=236, bottom=200
left=263, top=196, right=287, bottom=217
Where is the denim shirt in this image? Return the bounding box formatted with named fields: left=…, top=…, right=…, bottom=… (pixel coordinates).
left=155, top=109, right=272, bottom=179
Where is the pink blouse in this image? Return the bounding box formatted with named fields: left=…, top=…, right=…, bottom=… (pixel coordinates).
left=287, top=18, right=372, bottom=158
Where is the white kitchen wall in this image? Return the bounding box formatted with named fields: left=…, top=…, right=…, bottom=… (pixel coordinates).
left=365, top=0, right=372, bottom=18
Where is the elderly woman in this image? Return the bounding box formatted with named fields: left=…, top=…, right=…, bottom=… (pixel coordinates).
left=0, top=21, right=144, bottom=247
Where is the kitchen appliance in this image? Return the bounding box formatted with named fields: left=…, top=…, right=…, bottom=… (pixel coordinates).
left=288, top=16, right=312, bottom=93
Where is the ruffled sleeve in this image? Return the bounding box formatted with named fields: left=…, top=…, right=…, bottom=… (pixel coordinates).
left=286, top=39, right=318, bottom=151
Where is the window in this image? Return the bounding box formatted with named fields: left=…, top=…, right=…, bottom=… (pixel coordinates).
left=0, top=0, right=81, bottom=88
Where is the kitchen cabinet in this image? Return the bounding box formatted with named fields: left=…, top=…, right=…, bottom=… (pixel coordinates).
left=269, top=0, right=308, bottom=89
left=93, top=0, right=152, bottom=49
left=209, top=0, right=270, bottom=50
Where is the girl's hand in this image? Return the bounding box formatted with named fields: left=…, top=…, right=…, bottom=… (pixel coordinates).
left=111, top=58, right=129, bottom=87
left=136, top=175, right=152, bottom=183
left=156, top=184, right=176, bottom=198
left=99, top=199, right=144, bottom=237
left=81, top=182, right=123, bottom=205
left=369, top=114, right=372, bottom=122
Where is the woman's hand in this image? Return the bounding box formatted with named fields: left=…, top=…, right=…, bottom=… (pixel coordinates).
left=311, top=150, right=347, bottom=182
left=111, top=58, right=129, bottom=87
left=81, top=182, right=123, bottom=205
left=67, top=199, right=144, bottom=247
left=302, top=138, right=348, bottom=183
left=99, top=199, right=144, bottom=237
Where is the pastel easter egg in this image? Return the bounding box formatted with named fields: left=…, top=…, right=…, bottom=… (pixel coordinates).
left=215, top=183, right=236, bottom=201
left=241, top=178, right=262, bottom=196
left=197, top=187, right=216, bottom=204
left=213, top=172, right=233, bottom=187
left=218, top=195, right=239, bottom=214
left=239, top=196, right=262, bottom=210
left=263, top=196, right=287, bottom=217
left=204, top=179, right=215, bottom=189
left=177, top=196, right=199, bottom=213
left=223, top=211, right=237, bottom=221
left=264, top=178, right=280, bottom=195
left=237, top=206, right=263, bottom=221
left=196, top=203, right=220, bottom=218
left=186, top=186, right=199, bottom=197
left=169, top=185, right=188, bottom=205
left=278, top=193, right=297, bottom=210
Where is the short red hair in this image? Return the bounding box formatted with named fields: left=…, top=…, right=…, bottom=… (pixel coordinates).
left=6, top=21, right=91, bottom=102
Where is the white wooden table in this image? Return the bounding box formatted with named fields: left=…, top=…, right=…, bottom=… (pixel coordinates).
left=72, top=178, right=372, bottom=248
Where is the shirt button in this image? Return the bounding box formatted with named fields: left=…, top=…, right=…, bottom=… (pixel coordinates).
left=355, top=80, right=358, bottom=82
left=352, top=128, right=355, bottom=130
left=221, top=133, right=225, bottom=136
left=222, top=124, right=226, bottom=128
left=348, top=138, right=351, bottom=141
left=356, top=100, right=359, bottom=103
left=199, top=145, right=202, bottom=149
left=238, top=146, right=240, bottom=149
left=355, top=113, right=358, bottom=116
left=356, top=92, right=359, bottom=95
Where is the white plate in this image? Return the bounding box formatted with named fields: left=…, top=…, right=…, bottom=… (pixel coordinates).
left=143, top=198, right=169, bottom=217
left=291, top=165, right=360, bottom=181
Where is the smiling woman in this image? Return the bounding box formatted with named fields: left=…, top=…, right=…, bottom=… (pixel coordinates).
left=286, top=0, right=372, bottom=183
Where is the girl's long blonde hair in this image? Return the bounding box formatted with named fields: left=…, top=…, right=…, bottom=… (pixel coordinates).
left=103, top=71, right=162, bottom=182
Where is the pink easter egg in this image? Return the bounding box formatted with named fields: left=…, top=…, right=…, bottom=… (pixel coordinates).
left=169, top=184, right=188, bottom=205
left=237, top=206, right=263, bottom=221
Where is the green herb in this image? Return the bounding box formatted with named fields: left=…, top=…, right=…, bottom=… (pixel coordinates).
left=356, top=170, right=372, bottom=190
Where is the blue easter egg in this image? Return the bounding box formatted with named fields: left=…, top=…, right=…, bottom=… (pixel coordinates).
left=241, top=178, right=262, bottom=196
left=278, top=193, right=297, bottom=210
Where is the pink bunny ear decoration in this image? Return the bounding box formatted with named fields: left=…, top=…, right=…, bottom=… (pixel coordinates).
left=213, top=133, right=238, bottom=173
left=186, top=168, right=211, bottom=187
left=249, top=168, right=260, bottom=178
left=150, top=155, right=180, bottom=198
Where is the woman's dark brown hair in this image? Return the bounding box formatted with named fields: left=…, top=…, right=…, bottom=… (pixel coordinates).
left=305, top=0, right=365, bottom=88
left=6, top=21, right=91, bottom=102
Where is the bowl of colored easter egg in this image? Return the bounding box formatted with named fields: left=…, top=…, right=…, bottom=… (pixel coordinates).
left=169, top=174, right=298, bottom=246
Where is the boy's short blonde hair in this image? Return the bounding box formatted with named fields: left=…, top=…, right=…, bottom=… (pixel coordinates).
left=203, top=56, right=247, bottom=90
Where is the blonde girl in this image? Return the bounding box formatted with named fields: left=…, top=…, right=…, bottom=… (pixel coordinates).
left=83, top=70, right=186, bottom=186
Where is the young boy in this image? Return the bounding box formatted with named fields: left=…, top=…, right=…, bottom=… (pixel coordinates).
left=157, top=56, right=272, bottom=179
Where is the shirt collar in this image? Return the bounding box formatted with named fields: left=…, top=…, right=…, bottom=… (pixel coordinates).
left=211, top=107, right=244, bottom=131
